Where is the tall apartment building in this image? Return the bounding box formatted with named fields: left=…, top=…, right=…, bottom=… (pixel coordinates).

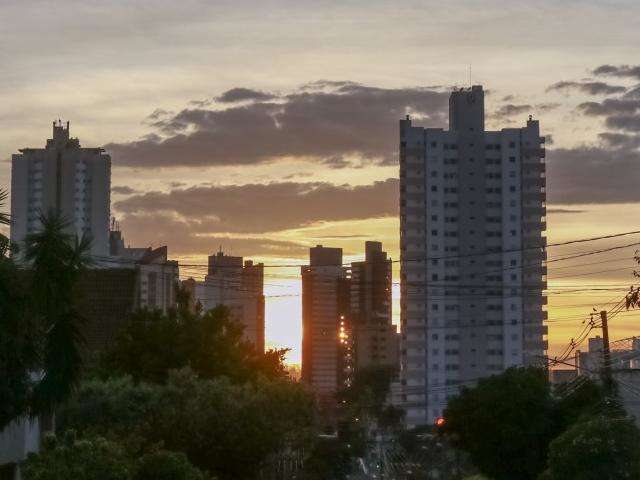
left=302, top=242, right=399, bottom=403
left=350, top=241, right=398, bottom=371
left=301, top=245, right=351, bottom=400
left=11, top=121, right=111, bottom=257
left=399, top=86, right=547, bottom=427
left=184, top=251, right=265, bottom=352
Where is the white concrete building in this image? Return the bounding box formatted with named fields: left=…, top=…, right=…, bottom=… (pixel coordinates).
left=10, top=121, right=111, bottom=258
left=399, top=86, right=547, bottom=427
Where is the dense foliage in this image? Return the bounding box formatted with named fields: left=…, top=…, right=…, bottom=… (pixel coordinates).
left=99, top=305, right=289, bottom=384
left=545, top=415, right=640, bottom=479
left=443, top=367, right=604, bottom=480
left=58, top=370, right=314, bottom=479
left=22, top=432, right=130, bottom=480
left=0, top=208, right=90, bottom=429
left=21, top=431, right=211, bottom=480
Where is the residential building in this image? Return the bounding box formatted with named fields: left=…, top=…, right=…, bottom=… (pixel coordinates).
left=10, top=121, right=111, bottom=258
left=109, top=229, right=179, bottom=313
left=399, top=85, right=547, bottom=426
left=184, top=250, right=265, bottom=352
left=301, top=245, right=351, bottom=401
left=350, top=241, right=398, bottom=371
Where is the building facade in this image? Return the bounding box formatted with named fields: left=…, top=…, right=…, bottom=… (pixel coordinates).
left=399, top=86, right=547, bottom=426
left=301, top=245, right=350, bottom=401
left=184, top=251, right=265, bottom=352
left=11, top=121, right=111, bottom=257
left=109, top=229, right=179, bottom=314
left=350, top=241, right=398, bottom=371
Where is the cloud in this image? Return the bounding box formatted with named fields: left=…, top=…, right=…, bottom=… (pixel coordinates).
left=577, top=99, right=640, bottom=116
left=593, top=64, right=640, bottom=80
left=546, top=81, right=626, bottom=95
left=216, top=87, right=278, bottom=103
left=598, top=132, right=640, bottom=149
left=114, top=178, right=399, bottom=234
left=547, top=146, right=640, bottom=204
left=105, top=82, right=449, bottom=169
left=112, top=186, right=139, bottom=195
left=605, top=115, right=640, bottom=132
left=546, top=208, right=587, bottom=214
left=492, top=104, right=531, bottom=120
left=118, top=213, right=309, bottom=257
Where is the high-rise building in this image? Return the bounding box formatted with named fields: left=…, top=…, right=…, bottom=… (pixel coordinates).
left=184, top=250, right=265, bottom=352
left=350, top=241, right=398, bottom=371
left=10, top=121, right=111, bottom=257
left=301, top=245, right=351, bottom=400
left=399, top=86, right=547, bottom=426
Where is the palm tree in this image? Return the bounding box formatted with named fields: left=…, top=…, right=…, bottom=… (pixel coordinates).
left=24, top=209, right=92, bottom=414
left=0, top=189, right=10, bottom=257
left=0, top=188, right=39, bottom=429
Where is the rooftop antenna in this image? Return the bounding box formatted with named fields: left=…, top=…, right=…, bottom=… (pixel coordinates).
left=469, top=65, right=472, bottom=87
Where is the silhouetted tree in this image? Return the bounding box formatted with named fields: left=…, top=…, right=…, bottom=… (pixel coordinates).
left=0, top=190, right=39, bottom=429
left=443, top=367, right=603, bottom=480
left=24, top=210, right=92, bottom=413
left=545, top=415, right=640, bottom=479
left=100, top=305, right=289, bottom=384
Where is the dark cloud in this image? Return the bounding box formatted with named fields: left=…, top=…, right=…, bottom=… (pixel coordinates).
left=118, top=213, right=308, bottom=257
left=546, top=81, right=626, bottom=95
left=547, top=146, right=640, bottom=204
left=536, top=103, right=561, bottom=112
left=501, top=95, right=515, bottom=102
left=605, top=115, right=640, bottom=132
left=216, top=87, right=278, bottom=103
left=112, top=186, right=139, bottom=195
left=547, top=208, right=587, bottom=214
left=114, top=178, right=399, bottom=234
left=105, top=82, right=449, bottom=169
left=598, top=132, right=640, bottom=149
left=624, top=86, right=640, bottom=99
left=492, top=104, right=531, bottom=120
left=577, top=99, right=640, bottom=116
left=593, top=64, right=640, bottom=80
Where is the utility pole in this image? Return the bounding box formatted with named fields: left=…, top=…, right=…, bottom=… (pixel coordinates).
left=600, top=310, right=614, bottom=394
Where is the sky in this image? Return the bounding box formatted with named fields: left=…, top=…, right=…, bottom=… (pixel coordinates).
left=2, top=0, right=640, bottom=364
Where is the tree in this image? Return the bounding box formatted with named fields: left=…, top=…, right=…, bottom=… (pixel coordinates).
left=58, top=370, right=315, bottom=480
left=546, top=416, right=640, bottom=479
left=0, top=190, right=40, bottom=429
left=24, top=210, right=92, bottom=414
left=134, top=451, right=209, bottom=480
left=99, top=305, right=289, bottom=384
left=443, top=367, right=603, bottom=480
left=22, top=431, right=130, bottom=480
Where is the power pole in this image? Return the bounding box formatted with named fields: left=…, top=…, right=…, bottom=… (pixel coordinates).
left=600, top=310, right=614, bottom=394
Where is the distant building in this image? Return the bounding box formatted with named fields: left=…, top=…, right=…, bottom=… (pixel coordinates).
left=550, top=369, right=578, bottom=385
left=182, top=250, right=265, bottom=352
left=399, top=86, right=548, bottom=426
left=301, top=245, right=351, bottom=400
left=109, top=229, right=179, bottom=313
left=350, top=241, right=398, bottom=371
left=0, top=417, right=42, bottom=480
left=11, top=121, right=111, bottom=258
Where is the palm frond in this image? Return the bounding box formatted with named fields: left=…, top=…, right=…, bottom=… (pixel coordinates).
left=0, top=189, right=10, bottom=226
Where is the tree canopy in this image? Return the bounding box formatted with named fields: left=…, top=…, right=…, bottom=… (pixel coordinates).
left=98, top=305, right=289, bottom=385
left=443, top=367, right=604, bottom=480
left=546, top=415, right=640, bottom=479
left=58, top=370, right=314, bottom=479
